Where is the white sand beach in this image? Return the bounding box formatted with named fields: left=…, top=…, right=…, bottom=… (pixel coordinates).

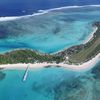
left=0, top=25, right=99, bottom=71
left=0, top=53, right=99, bottom=71
left=83, top=26, right=98, bottom=44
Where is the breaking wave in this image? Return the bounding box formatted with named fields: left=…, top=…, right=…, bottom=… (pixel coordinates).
left=0, top=5, right=100, bottom=22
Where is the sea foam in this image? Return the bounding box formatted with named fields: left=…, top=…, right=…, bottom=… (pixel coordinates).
left=0, top=5, right=100, bottom=22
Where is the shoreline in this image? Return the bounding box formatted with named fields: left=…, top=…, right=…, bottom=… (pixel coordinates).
left=0, top=20, right=99, bottom=72
left=83, top=26, right=98, bottom=44
left=1, top=53, right=100, bottom=71
left=0, top=23, right=99, bottom=71
left=51, top=25, right=98, bottom=55
left=0, top=25, right=98, bottom=56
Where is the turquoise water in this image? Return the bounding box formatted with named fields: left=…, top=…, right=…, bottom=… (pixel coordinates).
left=0, top=67, right=76, bottom=100
left=0, top=6, right=100, bottom=100
left=0, top=63, right=100, bottom=100
left=0, top=6, right=100, bottom=53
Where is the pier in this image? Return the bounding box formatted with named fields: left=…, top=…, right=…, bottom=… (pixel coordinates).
left=23, top=65, right=30, bottom=82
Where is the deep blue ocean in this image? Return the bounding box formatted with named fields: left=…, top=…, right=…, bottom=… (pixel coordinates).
left=0, top=1, right=100, bottom=100
left=0, top=0, right=100, bottom=16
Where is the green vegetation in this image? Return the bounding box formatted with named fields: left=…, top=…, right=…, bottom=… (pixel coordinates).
left=0, top=49, right=64, bottom=64
left=0, top=22, right=100, bottom=65
left=67, top=22, right=100, bottom=64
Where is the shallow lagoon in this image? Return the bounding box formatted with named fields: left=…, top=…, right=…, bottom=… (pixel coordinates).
left=0, top=62, right=100, bottom=100
left=0, top=6, right=100, bottom=100
left=0, top=6, right=100, bottom=53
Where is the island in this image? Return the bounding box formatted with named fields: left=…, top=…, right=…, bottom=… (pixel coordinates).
left=0, top=22, right=100, bottom=70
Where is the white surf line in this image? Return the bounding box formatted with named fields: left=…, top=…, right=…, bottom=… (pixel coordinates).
left=0, top=5, right=100, bottom=22
left=22, top=64, right=30, bottom=82
left=83, top=26, right=98, bottom=44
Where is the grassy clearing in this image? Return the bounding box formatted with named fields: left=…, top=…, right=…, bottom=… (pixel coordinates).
left=0, top=22, right=99, bottom=65
left=68, top=23, right=100, bottom=64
